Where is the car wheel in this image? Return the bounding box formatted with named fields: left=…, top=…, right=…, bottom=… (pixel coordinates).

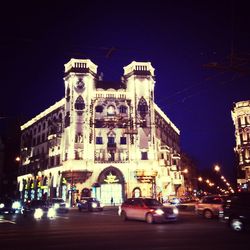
left=230, top=218, right=244, bottom=232
left=146, top=213, right=154, bottom=224
left=121, top=211, right=127, bottom=221
left=203, top=209, right=213, bottom=219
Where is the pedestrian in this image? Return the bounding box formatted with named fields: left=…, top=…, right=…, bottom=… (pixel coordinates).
left=111, top=197, right=114, bottom=205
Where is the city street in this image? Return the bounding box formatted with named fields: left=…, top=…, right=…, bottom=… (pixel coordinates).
left=0, top=205, right=249, bottom=250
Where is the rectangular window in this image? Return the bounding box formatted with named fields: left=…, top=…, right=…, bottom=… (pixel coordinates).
left=141, top=152, right=148, bottom=160
left=50, top=156, right=55, bottom=167
left=56, top=155, right=60, bottom=166
left=96, top=137, right=103, bottom=144
left=108, top=137, right=115, bottom=144
left=120, top=137, right=126, bottom=145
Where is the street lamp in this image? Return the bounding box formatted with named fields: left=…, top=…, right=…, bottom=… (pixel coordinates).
left=214, top=165, right=220, bottom=172
left=182, top=168, right=188, bottom=174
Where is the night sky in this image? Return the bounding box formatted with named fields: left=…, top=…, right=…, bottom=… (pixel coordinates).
left=1, top=0, right=250, bottom=183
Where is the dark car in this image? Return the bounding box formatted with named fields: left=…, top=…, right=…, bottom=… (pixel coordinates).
left=50, top=198, right=69, bottom=213
left=195, top=195, right=227, bottom=219
left=77, top=197, right=103, bottom=212
left=22, top=199, right=56, bottom=219
left=219, top=192, right=250, bottom=232
left=118, top=197, right=178, bottom=224
left=0, top=198, right=22, bottom=214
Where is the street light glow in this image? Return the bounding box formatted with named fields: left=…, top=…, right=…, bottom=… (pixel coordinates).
left=214, top=165, right=220, bottom=172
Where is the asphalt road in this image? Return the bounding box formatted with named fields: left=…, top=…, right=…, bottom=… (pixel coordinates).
left=0, top=205, right=249, bottom=250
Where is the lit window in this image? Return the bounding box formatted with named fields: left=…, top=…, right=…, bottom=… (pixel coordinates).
left=107, top=105, right=115, bottom=116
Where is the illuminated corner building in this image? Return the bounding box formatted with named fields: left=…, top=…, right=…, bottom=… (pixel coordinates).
left=17, top=59, right=183, bottom=205
left=232, top=100, right=250, bottom=191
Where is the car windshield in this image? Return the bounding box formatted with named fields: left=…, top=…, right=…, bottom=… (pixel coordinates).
left=143, top=199, right=162, bottom=207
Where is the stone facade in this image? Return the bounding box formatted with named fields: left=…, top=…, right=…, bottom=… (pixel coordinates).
left=18, top=59, right=184, bottom=205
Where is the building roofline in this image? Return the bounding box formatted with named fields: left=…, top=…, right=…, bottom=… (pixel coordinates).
left=154, top=103, right=180, bottom=134
left=21, top=98, right=65, bottom=130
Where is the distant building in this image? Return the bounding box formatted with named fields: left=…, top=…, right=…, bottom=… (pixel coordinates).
left=17, top=59, right=185, bottom=205
left=232, top=100, right=250, bottom=191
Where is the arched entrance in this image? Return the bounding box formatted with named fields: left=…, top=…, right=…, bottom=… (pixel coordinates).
left=97, top=166, right=125, bottom=205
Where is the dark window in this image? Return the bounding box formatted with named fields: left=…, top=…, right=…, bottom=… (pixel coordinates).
left=75, top=96, right=85, bottom=110
left=108, top=137, right=115, bottom=144
left=141, top=152, right=148, bottom=160
left=238, top=117, right=241, bottom=126
left=120, top=137, right=126, bottom=144
left=50, top=156, right=55, bottom=167
left=42, top=133, right=45, bottom=142
left=96, top=137, right=103, bottom=144
left=95, top=105, right=103, bottom=113
left=119, top=105, right=127, bottom=114
left=37, top=135, right=41, bottom=145
left=138, top=97, right=148, bottom=117
left=56, top=155, right=60, bottom=165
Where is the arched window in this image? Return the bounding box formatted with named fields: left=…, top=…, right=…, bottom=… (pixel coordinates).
left=132, top=187, right=141, bottom=198
left=74, top=96, right=85, bottom=110
left=137, top=97, right=148, bottom=117
left=95, top=105, right=103, bottom=113
left=107, top=105, right=115, bottom=116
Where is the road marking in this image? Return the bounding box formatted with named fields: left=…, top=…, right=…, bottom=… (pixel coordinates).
left=0, top=219, right=16, bottom=224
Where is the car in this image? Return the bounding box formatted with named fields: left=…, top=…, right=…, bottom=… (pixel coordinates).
left=50, top=198, right=69, bottom=213
left=195, top=195, right=227, bottom=219
left=0, top=198, right=22, bottom=214
left=118, top=197, right=178, bottom=224
left=219, top=192, right=250, bottom=232
left=77, top=197, right=103, bottom=212
left=22, top=199, right=56, bottom=219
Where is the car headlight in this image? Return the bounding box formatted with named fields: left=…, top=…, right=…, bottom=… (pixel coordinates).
left=48, top=208, right=56, bottom=218
left=173, top=207, right=179, bottom=215
left=92, top=202, right=97, bottom=208
left=12, top=201, right=21, bottom=210
left=54, top=203, right=60, bottom=209
left=0, top=203, right=4, bottom=209
left=155, top=209, right=164, bottom=215
left=34, top=208, right=44, bottom=219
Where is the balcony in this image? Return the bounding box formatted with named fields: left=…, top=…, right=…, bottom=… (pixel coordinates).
left=159, top=145, right=170, bottom=152
left=135, top=169, right=158, bottom=183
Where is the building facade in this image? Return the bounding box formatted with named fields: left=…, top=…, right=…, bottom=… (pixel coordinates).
left=232, top=100, right=250, bottom=191
left=17, top=59, right=184, bottom=205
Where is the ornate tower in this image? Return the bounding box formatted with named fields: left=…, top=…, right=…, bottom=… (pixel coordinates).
left=63, top=59, right=98, bottom=163
left=123, top=61, right=156, bottom=161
